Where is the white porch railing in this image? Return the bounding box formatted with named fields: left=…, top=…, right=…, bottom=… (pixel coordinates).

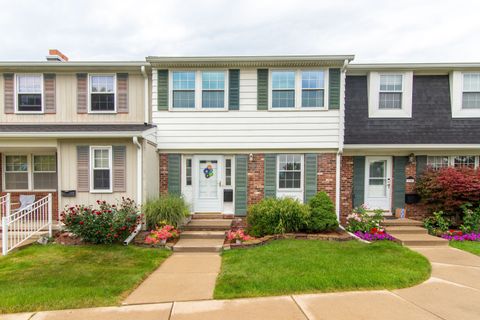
left=2, top=193, right=52, bottom=256
left=0, top=193, right=10, bottom=218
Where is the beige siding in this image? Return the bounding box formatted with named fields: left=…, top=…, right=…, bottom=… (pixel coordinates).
left=59, top=138, right=137, bottom=209
left=0, top=73, right=146, bottom=124
left=143, top=140, right=159, bottom=202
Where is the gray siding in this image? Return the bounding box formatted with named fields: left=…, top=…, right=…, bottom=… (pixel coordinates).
left=345, top=75, right=480, bottom=144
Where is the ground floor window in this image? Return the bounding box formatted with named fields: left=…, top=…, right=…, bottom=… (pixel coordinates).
left=277, top=154, right=303, bottom=190
left=3, top=154, right=57, bottom=191
left=90, top=146, right=112, bottom=192
left=427, top=155, right=479, bottom=170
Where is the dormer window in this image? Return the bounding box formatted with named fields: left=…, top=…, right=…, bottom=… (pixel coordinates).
left=368, top=72, right=413, bottom=118
left=90, top=75, right=115, bottom=112
left=379, top=74, right=402, bottom=109
left=462, top=73, right=480, bottom=109
left=16, top=74, right=43, bottom=112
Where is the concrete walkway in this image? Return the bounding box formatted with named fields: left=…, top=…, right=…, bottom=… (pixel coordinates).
left=4, top=246, right=480, bottom=320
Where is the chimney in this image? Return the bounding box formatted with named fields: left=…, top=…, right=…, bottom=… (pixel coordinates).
left=46, top=49, right=69, bottom=62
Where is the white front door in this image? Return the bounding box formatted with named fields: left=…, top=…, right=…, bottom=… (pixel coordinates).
left=194, top=156, right=223, bottom=212
left=364, top=156, right=392, bottom=212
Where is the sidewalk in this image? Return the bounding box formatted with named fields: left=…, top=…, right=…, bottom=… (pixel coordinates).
left=3, top=246, right=480, bottom=320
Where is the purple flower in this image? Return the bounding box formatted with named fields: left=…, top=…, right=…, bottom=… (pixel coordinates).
left=354, top=231, right=395, bottom=241
left=441, top=232, right=480, bottom=241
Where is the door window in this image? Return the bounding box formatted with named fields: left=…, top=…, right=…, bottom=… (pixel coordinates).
left=368, top=160, right=387, bottom=197
left=198, top=160, right=218, bottom=199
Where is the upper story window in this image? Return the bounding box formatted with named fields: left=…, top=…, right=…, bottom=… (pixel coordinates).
left=90, top=75, right=115, bottom=112
left=368, top=72, right=413, bottom=118
left=270, top=70, right=327, bottom=110
left=462, top=73, right=480, bottom=109
left=302, top=71, right=325, bottom=108
left=170, top=70, right=228, bottom=110
left=379, top=74, right=402, bottom=109
left=16, top=74, right=43, bottom=112
left=173, top=71, right=195, bottom=109
left=90, top=146, right=112, bottom=192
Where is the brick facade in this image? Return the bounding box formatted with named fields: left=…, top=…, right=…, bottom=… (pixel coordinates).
left=159, top=153, right=168, bottom=195
left=404, top=160, right=431, bottom=221
left=247, top=153, right=264, bottom=206
left=339, top=156, right=354, bottom=224
left=317, top=153, right=337, bottom=204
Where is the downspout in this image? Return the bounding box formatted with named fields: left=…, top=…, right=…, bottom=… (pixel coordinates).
left=125, top=136, right=143, bottom=246
left=335, top=59, right=349, bottom=223
left=141, top=66, right=149, bottom=124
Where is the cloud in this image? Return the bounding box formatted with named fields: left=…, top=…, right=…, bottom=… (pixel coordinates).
left=0, top=0, right=478, bottom=62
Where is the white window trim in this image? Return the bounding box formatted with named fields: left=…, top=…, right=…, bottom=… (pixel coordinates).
left=2, top=153, right=57, bottom=192
left=168, top=70, right=229, bottom=111
left=32, top=154, right=58, bottom=192
left=268, top=69, right=329, bottom=111
left=451, top=71, right=480, bottom=118
left=224, top=156, right=234, bottom=188
left=368, top=71, right=413, bottom=118
left=14, top=73, right=44, bottom=114
left=276, top=154, right=304, bottom=192
left=185, top=156, right=193, bottom=186
left=89, top=146, right=113, bottom=193
left=88, top=74, right=117, bottom=114
left=427, top=155, right=479, bottom=169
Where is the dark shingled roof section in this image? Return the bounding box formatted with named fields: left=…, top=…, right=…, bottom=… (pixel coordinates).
left=0, top=124, right=155, bottom=133
left=345, top=75, right=480, bottom=144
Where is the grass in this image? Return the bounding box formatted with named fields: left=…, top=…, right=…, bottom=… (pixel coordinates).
left=214, top=239, right=431, bottom=299
left=450, top=241, right=480, bottom=256
left=0, top=244, right=171, bottom=314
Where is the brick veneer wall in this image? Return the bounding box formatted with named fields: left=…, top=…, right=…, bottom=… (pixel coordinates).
left=248, top=153, right=264, bottom=206
left=404, top=160, right=431, bottom=221
left=159, top=154, right=168, bottom=195
left=317, top=153, right=337, bottom=203
left=339, top=156, right=354, bottom=224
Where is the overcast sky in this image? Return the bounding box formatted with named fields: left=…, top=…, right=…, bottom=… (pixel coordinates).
left=0, top=0, right=478, bottom=63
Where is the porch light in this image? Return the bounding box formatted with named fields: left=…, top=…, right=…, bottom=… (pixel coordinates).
left=249, top=153, right=254, bottom=162
left=408, top=153, right=416, bottom=164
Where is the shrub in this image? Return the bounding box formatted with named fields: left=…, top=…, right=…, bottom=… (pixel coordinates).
left=61, top=198, right=141, bottom=244
left=345, top=205, right=383, bottom=233
left=143, top=194, right=190, bottom=229
left=423, top=211, right=450, bottom=235
left=460, top=203, right=480, bottom=233
left=247, top=197, right=310, bottom=237
left=306, top=192, right=338, bottom=232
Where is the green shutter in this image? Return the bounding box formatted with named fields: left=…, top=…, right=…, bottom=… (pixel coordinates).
left=416, top=156, right=427, bottom=178
left=329, top=68, right=341, bottom=110
left=264, top=154, right=277, bottom=198
left=167, top=154, right=181, bottom=195
left=229, top=69, right=240, bottom=110
left=393, top=156, right=407, bottom=211
left=235, top=155, right=248, bottom=216
left=304, top=154, right=318, bottom=203
left=157, top=69, right=169, bottom=111
left=257, top=69, right=268, bottom=110
left=353, top=156, right=365, bottom=207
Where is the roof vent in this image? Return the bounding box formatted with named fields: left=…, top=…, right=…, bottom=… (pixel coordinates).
left=46, top=49, right=69, bottom=62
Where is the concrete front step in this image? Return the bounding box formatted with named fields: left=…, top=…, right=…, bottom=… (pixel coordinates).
left=385, top=226, right=428, bottom=235
left=391, top=233, right=448, bottom=247
left=181, top=231, right=226, bottom=239
left=183, top=219, right=232, bottom=231
left=382, top=218, right=423, bottom=227
left=192, top=213, right=233, bottom=220
left=173, top=238, right=224, bottom=252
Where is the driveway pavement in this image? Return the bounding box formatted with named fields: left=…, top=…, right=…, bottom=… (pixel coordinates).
left=3, top=246, right=480, bottom=320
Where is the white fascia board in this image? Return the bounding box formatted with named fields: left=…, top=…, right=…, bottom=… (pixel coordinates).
left=0, top=131, right=148, bottom=138
left=344, top=144, right=480, bottom=150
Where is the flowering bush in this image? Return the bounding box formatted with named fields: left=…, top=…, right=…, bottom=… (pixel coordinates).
left=459, top=203, right=480, bottom=233
left=345, top=205, right=383, bottom=233
left=144, top=225, right=179, bottom=245
left=227, top=229, right=252, bottom=243
left=441, top=230, right=480, bottom=241
left=61, top=198, right=141, bottom=244
left=354, top=230, right=395, bottom=241
left=423, top=211, right=451, bottom=235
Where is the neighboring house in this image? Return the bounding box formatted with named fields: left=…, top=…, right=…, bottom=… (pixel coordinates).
left=342, top=63, right=480, bottom=222
left=0, top=50, right=157, bottom=219
left=147, top=55, right=353, bottom=217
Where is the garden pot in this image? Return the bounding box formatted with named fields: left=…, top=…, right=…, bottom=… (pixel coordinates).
left=160, top=239, right=167, bottom=245
left=235, top=239, right=242, bottom=245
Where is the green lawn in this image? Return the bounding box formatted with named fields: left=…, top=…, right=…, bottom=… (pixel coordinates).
left=450, top=241, right=480, bottom=256
left=0, top=244, right=171, bottom=314
left=214, top=240, right=430, bottom=299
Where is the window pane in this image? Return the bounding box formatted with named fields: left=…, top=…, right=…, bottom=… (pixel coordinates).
left=186, top=158, right=192, bottom=186
left=202, top=91, right=224, bottom=108
left=94, top=149, right=109, bottom=169
left=454, top=156, right=475, bottom=168
left=33, top=155, right=56, bottom=172
left=225, top=159, right=232, bottom=186
left=18, top=94, right=42, bottom=112
left=202, top=72, right=225, bottom=90
left=272, top=90, right=295, bottom=108
left=380, top=75, right=402, bottom=91
left=463, top=73, right=480, bottom=92
left=272, top=71, right=295, bottom=89
left=369, top=161, right=385, bottom=178
left=17, top=75, right=41, bottom=93
left=91, top=76, right=114, bottom=93
left=302, top=90, right=324, bottom=107
left=33, top=172, right=57, bottom=190
left=173, top=72, right=195, bottom=90
left=93, top=170, right=110, bottom=190
left=302, top=71, right=324, bottom=89
left=91, top=93, right=115, bottom=111
left=379, top=92, right=402, bottom=109
left=173, top=91, right=195, bottom=108
left=5, top=156, right=28, bottom=172
left=5, top=172, right=28, bottom=190
left=427, top=156, right=449, bottom=170
left=277, top=154, right=302, bottom=190
left=462, top=92, right=480, bottom=109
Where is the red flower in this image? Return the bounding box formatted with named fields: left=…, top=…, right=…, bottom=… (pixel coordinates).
left=370, top=227, right=378, bottom=234
left=79, top=221, right=84, bottom=225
